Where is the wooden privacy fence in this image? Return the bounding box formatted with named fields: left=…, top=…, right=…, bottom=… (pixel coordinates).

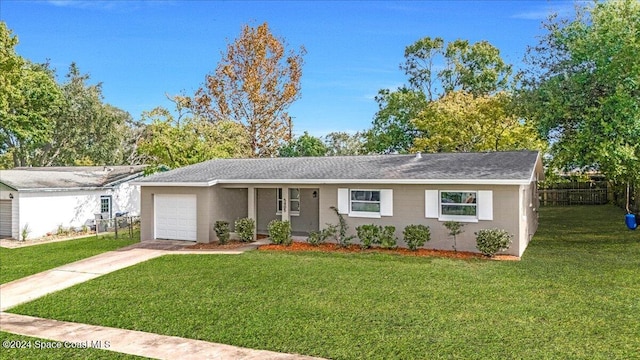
left=539, top=188, right=609, bottom=206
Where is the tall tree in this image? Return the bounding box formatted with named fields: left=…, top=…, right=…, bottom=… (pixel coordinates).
left=520, top=0, right=640, bottom=185
left=0, top=22, right=64, bottom=168
left=278, top=131, right=327, bottom=157
left=366, top=37, right=513, bottom=154
left=137, top=102, right=250, bottom=173
left=365, top=88, right=427, bottom=154
left=191, top=22, right=305, bottom=157
left=402, top=37, right=512, bottom=101
left=413, top=91, right=543, bottom=152
left=38, top=63, right=133, bottom=166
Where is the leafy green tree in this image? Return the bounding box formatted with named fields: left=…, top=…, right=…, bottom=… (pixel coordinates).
left=413, top=91, right=544, bottom=152
left=191, top=22, right=306, bottom=157
left=279, top=131, right=327, bottom=157
left=520, top=0, right=640, bottom=185
left=137, top=103, right=250, bottom=173
left=0, top=22, right=64, bottom=168
left=38, top=63, right=134, bottom=166
left=324, top=131, right=366, bottom=156
left=402, top=37, right=512, bottom=100
left=366, top=37, right=514, bottom=154
left=364, top=88, right=427, bottom=154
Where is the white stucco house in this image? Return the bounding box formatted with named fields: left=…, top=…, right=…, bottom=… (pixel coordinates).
left=0, top=166, right=145, bottom=240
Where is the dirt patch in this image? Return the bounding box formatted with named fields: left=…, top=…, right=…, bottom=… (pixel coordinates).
left=185, top=241, right=254, bottom=250
left=258, top=241, right=520, bottom=261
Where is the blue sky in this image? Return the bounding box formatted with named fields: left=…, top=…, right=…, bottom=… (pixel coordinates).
left=1, top=0, right=578, bottom=136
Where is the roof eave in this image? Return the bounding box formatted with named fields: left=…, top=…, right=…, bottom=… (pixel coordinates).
left=135, top=178, right=531, bottom=186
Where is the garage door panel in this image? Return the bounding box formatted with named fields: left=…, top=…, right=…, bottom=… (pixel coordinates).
left=0, top=200, right=12, bottom=237
left=155, top=195, right=197, bottom=241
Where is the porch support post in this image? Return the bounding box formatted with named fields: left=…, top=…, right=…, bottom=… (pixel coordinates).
left=281, top=186, right=290, bottom=222
left=247, top=186, right=256, bottom=238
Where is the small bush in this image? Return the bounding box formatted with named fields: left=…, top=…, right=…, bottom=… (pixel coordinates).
left=214, top=221, right=230, bottom=244
left=268, top=220, right=292, bottom=246
left=56, top=224, right=68, bottom=236
left=307, top=225, right=336, bottom=246
left=379, top=225, right=397, bottom=249
left=475, top=228, right=513, bottom=256
left=356, top=224, right=381, bottom=249
left=21, top=223, right=30, bottom=241
left=403, top=224, right=430, bottom=251
left=234, top=217, right=255, bottom=242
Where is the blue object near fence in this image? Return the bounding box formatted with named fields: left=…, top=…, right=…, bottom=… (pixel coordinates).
left=626, top=214, right=638, bottom=230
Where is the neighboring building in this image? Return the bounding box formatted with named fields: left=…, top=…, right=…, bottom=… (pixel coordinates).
left=0, top=166, right=145, bottom=240
left=132, top=151, right=543, bottom=257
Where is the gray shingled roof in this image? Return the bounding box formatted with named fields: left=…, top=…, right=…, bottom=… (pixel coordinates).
left=135, top=151, right=540, bottom=185
left=0, top=166, right=147, bottom=191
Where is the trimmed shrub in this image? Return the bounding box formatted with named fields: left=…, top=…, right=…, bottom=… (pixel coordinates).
left=214, top=221, right=230, bottom=244
left=379, top=225, right=397, bottom=249
left=475, top=228, right=513, bottom=256
left=307, top=225, right=337, bottom=246
left=268, top=220, right=292, bottom=246
left=234, top=217, right=255, bottom=242
left=356, top=224, right=381, bottom=249
left=403, top=224, right=430, bottom=251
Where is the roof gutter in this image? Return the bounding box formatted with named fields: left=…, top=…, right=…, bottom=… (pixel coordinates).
left=134, top=178, right=531, bottom=186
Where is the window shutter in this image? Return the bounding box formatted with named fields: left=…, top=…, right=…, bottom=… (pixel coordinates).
left=337, top=188, right=349, bottom=214
left=380, top=189, right=393, bottom=216
left=478, top=190, right=493, bottom=220
left=425, top=190, right=439, bottom=218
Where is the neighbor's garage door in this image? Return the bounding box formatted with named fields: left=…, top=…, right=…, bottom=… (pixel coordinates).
left=0, top=200, right=11, bottom=238
left=154, top=194, right=197, bottom=241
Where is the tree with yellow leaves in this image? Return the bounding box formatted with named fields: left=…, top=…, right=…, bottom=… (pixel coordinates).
left=191, top=23, right=305, bottom=157
left=413, top=91, right=543, bottom=153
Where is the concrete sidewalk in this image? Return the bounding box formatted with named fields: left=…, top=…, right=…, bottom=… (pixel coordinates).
left=1, top=313, right=323, bottom=360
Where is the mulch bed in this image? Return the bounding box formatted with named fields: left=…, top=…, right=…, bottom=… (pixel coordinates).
left=258, top=241, right=520, bottom=261
left=185, top=241, right=252, bottom=250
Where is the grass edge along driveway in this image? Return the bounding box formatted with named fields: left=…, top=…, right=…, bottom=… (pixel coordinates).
left=7, top=206, right=640, bottom=359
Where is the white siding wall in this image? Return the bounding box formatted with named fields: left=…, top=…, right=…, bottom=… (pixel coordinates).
left=18, top=190, right=105, bottom=238
left=16, top=183, right=140, bottom=239
left=113, top=182, right=141, bottom=215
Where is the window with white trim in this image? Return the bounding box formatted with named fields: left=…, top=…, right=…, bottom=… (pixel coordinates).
left=338, top=188, right=392, bottom=218
left=350, top=190, right=381, bottom=213
left=277, top=188, right=300, bottom=216
left=441, top=191, right=477, bottom=216
left=425, top=190, right=492, bottom=222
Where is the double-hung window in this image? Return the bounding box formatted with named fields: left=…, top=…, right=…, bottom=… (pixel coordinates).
left=425, top=190, right=492, bottom=222
left=441, top=191, right=477, bottom=217
left=337, top=188, right=392, bottom=218
left=350, top=190, right=381, bottom=214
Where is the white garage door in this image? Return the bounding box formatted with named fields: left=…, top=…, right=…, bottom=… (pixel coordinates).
left=0, top=200, right=11, bottom=238
left=154, top=194, right=197, bottom=241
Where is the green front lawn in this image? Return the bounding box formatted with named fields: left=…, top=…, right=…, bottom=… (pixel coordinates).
left=0, top=331, right=143, bottom=359
left=8, top=206, right=640, bottom=359
left=0, top=232, right=138, bottom=284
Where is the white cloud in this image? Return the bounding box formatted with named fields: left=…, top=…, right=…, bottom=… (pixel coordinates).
left=511, top=3, right=576, bottom=21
